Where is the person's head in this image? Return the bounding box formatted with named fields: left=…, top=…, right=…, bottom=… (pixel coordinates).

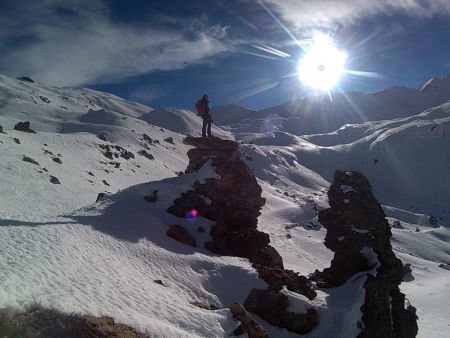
left=202, top=94, right=209, bottom=101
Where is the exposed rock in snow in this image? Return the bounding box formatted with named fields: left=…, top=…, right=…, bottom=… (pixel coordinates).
left=312, top=170, right=418, bottom=338
left=229, top=302, right=269, bottom=338
left=14, top=121, right=36, bottom=133
left=169, top=136, right=268, bottom=258
left=0, top=305, right=147, bottom=338
left=166, top=225, right=196, bottom=247
left=16, top=76, right=34, bottom=83
left=244, top=288, right=318, bottom=334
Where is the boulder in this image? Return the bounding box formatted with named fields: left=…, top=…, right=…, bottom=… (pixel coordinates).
left=138, top=149, right=154, bottom=160
left=16, top=76, right=34, bottom=83
left=244, top=289, right=318, bottom=334
left=50, top=176, right=61, bottom=184
left=22, top=155, right=39, bottom=166
left=166, top=225, right=196, bottom=247
left=229, top=302, right=269, bottom=338
left=14, top=121, right=36, bottom=133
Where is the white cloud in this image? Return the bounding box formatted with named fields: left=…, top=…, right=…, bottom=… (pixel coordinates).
left=0, top=0, right=230, bottom=86
left=262, top=0, right=450, bottom=29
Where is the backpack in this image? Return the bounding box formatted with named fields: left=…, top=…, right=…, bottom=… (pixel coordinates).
left=195, top=100, right=206, bottom=116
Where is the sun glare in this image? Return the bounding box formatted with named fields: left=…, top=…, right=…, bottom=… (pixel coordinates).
left=298, top=34, right=347, bottom=91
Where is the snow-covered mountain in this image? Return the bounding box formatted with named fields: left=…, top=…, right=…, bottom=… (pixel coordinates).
left=0, top=75, right=449, bottom=337
left=215, top=77, right=450, bottom=136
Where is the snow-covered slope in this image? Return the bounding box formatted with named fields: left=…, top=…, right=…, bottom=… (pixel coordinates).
left=214, top=79, right=450, bottom=136
left=1, top=75, right=449, bottom=337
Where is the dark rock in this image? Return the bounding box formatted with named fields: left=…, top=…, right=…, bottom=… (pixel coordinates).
left=97, top=133, right=108, bottom=141
left=52, top=157, right=62, bottom=164
left=14, top=121, right=36, bottom=133
left=99, top=144, right=134, bottom=161
left=253, top=265, right=316, bottom=300
left=229, top=302, right=269, bottom=338
left=232, top=325, right=245, bottom=336
left=138, top=149, right=154, bottom=160
left=164, top=136, right=174, bottom=144
left=103, top=151, right=114, bottom=159
left=153, top=279, right=165, bottom=286
left=50, top=176, right=60, bottom=184
left=102, top=180, right=110, bottom=186
left=0, top=305, right=147, bottom=338
left=121, top=150, right=134, bottom=160
left=166, top=225, right=196, bottom=247
left=22, top=155, right=39, bottom=165
left=143, top=190, right=158, bottom=203
left=251, top=245, right=284, bottom=269
left=96, top=193, right=107, bottom=202
left=0, top=125, right=5, bottom=133
left=392, top=220, right=404, bottom=229
left=39, top=96, right=50, bottom=103
left=88, top=171, right=94, bottom=176
left=191, top=302, right=219, bottom=310
left=244, top=289, right=317, bottom=335
left=16, top=76, right=34, bottom=83
left=13, top=138, right=20, bottom=144
left=312, top=170, right=418, bottom=338
left=169, top=136, right=267, bottom=258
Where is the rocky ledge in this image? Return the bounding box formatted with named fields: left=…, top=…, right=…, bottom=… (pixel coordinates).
left=312, top=170, right=418, bottom=338
left=167, top=136, right=318, bottom=335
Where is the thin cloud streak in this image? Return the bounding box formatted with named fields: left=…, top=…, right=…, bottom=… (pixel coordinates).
left=263, top=0, right=450, bottom=29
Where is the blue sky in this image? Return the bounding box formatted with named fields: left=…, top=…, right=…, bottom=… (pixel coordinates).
left=1, top=0, right=450, bottom=110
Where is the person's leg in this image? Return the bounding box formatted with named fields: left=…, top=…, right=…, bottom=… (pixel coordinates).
left=207, top=119, right=212, bottom=136
left=202, top=117, right=207, bottom=137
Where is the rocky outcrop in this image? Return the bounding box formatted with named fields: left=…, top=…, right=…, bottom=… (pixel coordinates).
left=312, top=170, right=418, bottom=338
left=166, top=225, right=196, bottom=247
left=0, top=305, right=148, bottom=338
left=138, top=149, right=154, bottom=160
left=167, top=136, right=318, bottom=334
left=244, top=289, right=318, bottom=335
left=14, top=121, right=36, bottom=133
left=168, top=136, right=268, bottom=258
left=99, top=144, right=134, bottom=160
left=229, top=302, right=269, bottom=338
left=16, top=76, right=34, bottom=83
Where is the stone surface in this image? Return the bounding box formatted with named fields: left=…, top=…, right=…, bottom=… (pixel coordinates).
left=14, top=121, right=36, bottom=133
left=143, top=190, right=158, bottom=203
left=0, top=306, right=148, bottom=338
left=166, top=225, right=196, bottom=247
left=229, top=302, right=269, bottom=338
left=22, top=155, right=39, bottom=166
left=167, top=136, right=318, bottom=334
left=312, top=170, right=418, bottom=338
left=49, top=176, right=61, bottom=184
left=168, top=137, right=268, bottom=258
left=138, top=149, right=154, bottom=160
left=244, top=289, right=318, bottom=335
left=16, top=76, right=34, bottom=83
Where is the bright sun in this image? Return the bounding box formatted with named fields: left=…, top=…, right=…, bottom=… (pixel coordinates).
left=298, top=34, right=347, bottom=91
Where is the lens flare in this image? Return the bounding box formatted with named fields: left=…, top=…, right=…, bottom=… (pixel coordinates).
left=185, top=209, right=198, bottom=222
left=298, top=34, right=347, bottom=91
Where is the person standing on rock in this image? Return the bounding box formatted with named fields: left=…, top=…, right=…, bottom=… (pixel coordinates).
left=195, top=94, right=213, bottom=137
